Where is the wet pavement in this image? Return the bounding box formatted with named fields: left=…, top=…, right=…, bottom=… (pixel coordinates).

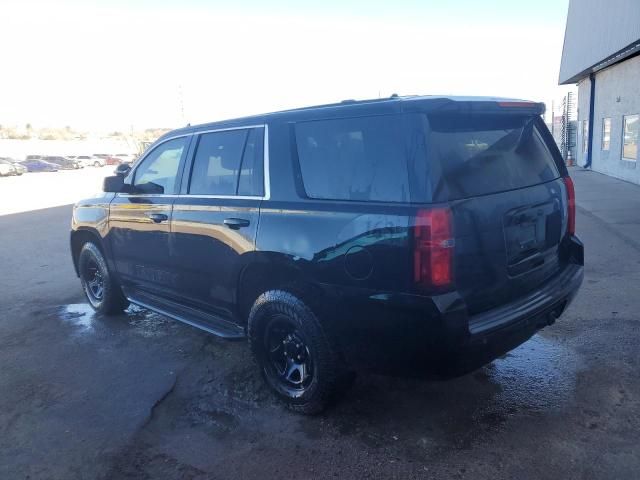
left=1, top=169, right=639, bottom=479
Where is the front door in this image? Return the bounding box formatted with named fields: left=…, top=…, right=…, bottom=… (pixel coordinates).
left=108, top=135, right=191, bottom=296
left=170, top=126, right=266, bottom=320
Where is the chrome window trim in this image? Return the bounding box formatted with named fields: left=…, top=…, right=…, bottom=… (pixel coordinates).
left=117, top=194, right=264, bottom=200
left=194, top=124, right=265, bottom=135
left=122, top=123, right=270, bottom=200
left=263, top=124, right=271, bottom=200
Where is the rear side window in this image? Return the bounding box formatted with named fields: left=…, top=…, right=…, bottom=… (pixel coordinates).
left=294, top=115, right=429, bottom=203
left=427, top=114, right=560, bottom=200
left=189, top=128, right=264, bottom=196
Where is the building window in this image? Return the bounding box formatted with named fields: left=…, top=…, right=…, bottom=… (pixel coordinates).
left=601, top=118, right=611, bottom=151
left=622, top=114, right=638, bottom=161
left=582, top=120, right=588, bottom=154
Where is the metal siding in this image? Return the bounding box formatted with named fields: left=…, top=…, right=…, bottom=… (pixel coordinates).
left=589, top=55, right=640, bottom=184
left=559, top=0, right=640, bottom=84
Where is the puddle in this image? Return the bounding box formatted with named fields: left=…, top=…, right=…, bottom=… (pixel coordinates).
left=59, top=304, right=98, bottom=333
left=58, top=303, right=176, bottom=338
left=316, top=333, right=582, bottom=457
left=476, top=334, right=579, bottom=422
left=126, top=305, right=177, bottom=337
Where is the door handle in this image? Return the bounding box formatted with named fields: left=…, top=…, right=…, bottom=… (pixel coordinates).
left=223, top=218, right=250, bottom=229
left=147, top=213, right=168, bottom=223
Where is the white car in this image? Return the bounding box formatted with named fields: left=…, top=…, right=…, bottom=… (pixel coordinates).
left=76, top=155, right=106, bottom=167
left=0, top=161, right=15, bottom=176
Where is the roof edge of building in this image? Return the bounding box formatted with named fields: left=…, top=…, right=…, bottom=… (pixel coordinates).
left=559, top=39, right=640, bottom=85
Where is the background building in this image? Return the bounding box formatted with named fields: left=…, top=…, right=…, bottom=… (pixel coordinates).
left=559, top=0, right=640, bottom=184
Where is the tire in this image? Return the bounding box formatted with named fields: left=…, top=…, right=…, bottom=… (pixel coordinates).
left=78, top=242, right=129, bottom=314
left=93, top=161, right=100, bottom=167
left=248, top=290, right=348, bottom=414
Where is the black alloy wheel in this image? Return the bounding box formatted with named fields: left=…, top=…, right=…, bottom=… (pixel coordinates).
left=82, top=257, right=105, bottom=303
left=77, top=242, right=129, bottom=314
left=263, top=314, right=315, bottom=396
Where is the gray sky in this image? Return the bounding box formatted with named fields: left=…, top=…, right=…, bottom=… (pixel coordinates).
left=1, top=0, right=575, bottom=130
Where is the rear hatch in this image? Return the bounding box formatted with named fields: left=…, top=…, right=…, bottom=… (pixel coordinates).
left=424, top=103, right=570, bottom=314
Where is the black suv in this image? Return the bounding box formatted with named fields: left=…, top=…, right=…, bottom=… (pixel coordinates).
left=71, top=96, right=583, bottom=413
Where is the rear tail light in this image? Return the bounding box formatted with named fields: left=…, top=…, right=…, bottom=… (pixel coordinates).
left=563, top=176, right=576, bottom=235
left=413, top=208, right=454, bottom=289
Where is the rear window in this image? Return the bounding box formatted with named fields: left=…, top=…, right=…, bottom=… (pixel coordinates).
left=427, top=114, right=560, bottom=200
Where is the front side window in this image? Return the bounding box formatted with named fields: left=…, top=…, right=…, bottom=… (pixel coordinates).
left=622, top=114, right=639, bottom=161
left=602, top=118, right=611, bottom=151
left=133, top=137, right=188, bottom=194
left=188, top=128, right=264, bottom=196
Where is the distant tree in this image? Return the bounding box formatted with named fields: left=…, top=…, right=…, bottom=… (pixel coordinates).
left=25, top=123, right=32, bottom=130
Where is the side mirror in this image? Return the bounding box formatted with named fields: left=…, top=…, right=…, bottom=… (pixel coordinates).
left=103, top=175, right=127, bottom=193
left=114, top=163, right=131, bottom=176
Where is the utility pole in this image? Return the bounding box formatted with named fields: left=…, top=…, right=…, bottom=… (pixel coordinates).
left=178, top=84, right=185, bottom=125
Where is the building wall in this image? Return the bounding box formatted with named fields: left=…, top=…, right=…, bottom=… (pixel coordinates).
left=559, top=0, right=640, bottom=84
left=577, top=55, right=640, bottom=184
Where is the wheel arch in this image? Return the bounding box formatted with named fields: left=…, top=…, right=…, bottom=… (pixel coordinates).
left=235, top=256, right=328, bottom=327
left=70, top=228, right=106, bottom=277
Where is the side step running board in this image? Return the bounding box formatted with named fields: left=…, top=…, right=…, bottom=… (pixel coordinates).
left=124, top=288, right=245, bottom=339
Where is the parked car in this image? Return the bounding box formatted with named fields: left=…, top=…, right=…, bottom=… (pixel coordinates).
left=71, top=96, right=584, bottom=413
left=104, top=156, right=122, bottom=166
left=0, top=157, right=26, bottom=176
left=76, top=155, right=106, bottom=167
left=11, top=161, right=27, bottom=175
left=114, top=153, right=135, bottom=164
left=0, top=159, right=16, bottom=176
left=42, top=155, right=81, bottom=170
left=21, top=159, right=59, bottom=172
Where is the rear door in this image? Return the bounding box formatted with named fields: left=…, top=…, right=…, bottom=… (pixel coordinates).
left=108, top=135, right=191, bottom=296
left=169, top=126, right=266, bottom=319
left=425, top=110, right=569, bottom=314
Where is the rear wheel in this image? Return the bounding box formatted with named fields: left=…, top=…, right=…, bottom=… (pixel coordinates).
left=93, top=161, right=101, bottom=167
left=248, top=290, right=349, bottom=414
left=78, top=242, right=128, bottom=314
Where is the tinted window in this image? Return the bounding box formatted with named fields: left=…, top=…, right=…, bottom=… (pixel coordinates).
left=427, top=114, right=560, bottom=200
left=133, top=137, right=187, bottom=194
left=295, top=115, right=422, bottom=202
left=189, top=128, right=264, bottom=196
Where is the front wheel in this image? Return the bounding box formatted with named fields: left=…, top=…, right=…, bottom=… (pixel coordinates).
left=248, top=290, right=349, bottom=414
left=93, top=161, right=101, bottom=167
left=78, top=242, right=128, bottom=314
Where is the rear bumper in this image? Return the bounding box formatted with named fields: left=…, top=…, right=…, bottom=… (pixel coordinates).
left=441, top=261, right=582, bottom=377
left=468, top=261, right=582, bottom=337
left=330, top=236, right=584, bottom=377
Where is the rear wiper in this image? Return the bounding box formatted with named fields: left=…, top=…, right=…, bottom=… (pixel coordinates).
left=515, top=118, right=535, bottom=154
